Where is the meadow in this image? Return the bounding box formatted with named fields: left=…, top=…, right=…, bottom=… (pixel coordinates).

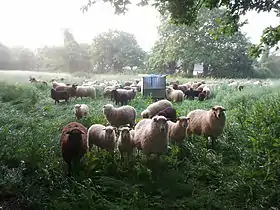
left=1, top=70, right=280, bottom=209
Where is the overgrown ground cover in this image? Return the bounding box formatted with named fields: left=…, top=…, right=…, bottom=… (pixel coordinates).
left=1, top=74, right=280, bottom=209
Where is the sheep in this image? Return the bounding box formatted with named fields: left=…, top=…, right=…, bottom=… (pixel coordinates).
left=133, top=115, right=169, bottom=158
left=238, top=84, right=244, bottom=91
left=73, top=85, right=96, bottom=99
left=185, top=88, right=202, bottom=100
left=103, top=104, right=137, bottom=128
left=55, top=85, right=77, bottom=98
left=87, top=124, right=117, bottom=151
left=141, top=99, right=173, bottom=119
left=60, top=122, right=88, bottom=177
left=186, top=105, right=226, bottom=148
left=198, top=92, right=207, bottom=101
left=172, top=83, right=188, bottom=94
left=202, top=86, right=211, bottom=99
left=124, top=81, right=133, bottom=86
left=155, top=107, right=177, bottom=122
left=29, top=76, right=47, bottom=85
left=168, top=116, right=189, bottom=145
left=117, top=127, right=135, bottom=162
left=111, top=89, right=129, bottom=106
left=166, top=87, right=184, bottom=103
left=51, top=88, right=70, bottom=104
left=74, top=104, right=89, bottom=120
left=52, top=81, right=67, bottom=89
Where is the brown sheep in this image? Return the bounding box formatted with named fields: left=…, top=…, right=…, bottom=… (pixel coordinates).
left=186, top=105, right=226, bottom=148
left=60, top=122, right=88, bottom=177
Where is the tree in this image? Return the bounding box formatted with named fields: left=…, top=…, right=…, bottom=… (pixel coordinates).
left=10, top=47, right=36, bottom=70
left=64, top=29, right=92, bottom=72
left=36, top=46, right=67, bottom=71
left=90, top=30, right=146, bottom=73
left=81, top=0, right=280, bottom=57
left=0, top=43, right=13, bottom=69
left=147, top=8, right=255, bottom=78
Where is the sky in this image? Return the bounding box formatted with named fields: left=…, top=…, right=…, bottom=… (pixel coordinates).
left=0, top=0, right=279, bottom=52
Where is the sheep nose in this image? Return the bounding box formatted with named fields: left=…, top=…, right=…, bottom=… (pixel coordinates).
left=160, top=127, right=165, bottom=132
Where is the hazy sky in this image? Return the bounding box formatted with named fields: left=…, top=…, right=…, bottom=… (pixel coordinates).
left=0, top=0, right=279, bottom=52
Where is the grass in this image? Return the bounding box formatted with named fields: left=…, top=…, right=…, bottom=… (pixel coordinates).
left=1, top=72, right=280, bottom=209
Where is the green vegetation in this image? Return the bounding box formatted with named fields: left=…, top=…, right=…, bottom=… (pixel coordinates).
left=1, top=7, right=280, bottom=78
left=81, top=0, right=280, bottom=57
left=1, top=75, right=280, bottom=209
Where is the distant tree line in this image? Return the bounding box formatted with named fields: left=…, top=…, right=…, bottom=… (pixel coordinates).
left=1, top=8, right=280, bottom=78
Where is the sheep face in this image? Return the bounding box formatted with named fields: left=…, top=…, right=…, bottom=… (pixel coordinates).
left=212, top=106, right=226, bottom=119
left=141, top=110, right=149, bottom=118
left=103, top=104, right=114, bottom=111
left=178, top=117, right=189, bottom=128
left=66, top=128, right=85, bottom=135
left=103, top=126, right=117, bottom=136
left=74, top=104, right=81, bottom=109
left=152, top=116, right=168, bottom=133
left=119, top=127, right=131, bottom=140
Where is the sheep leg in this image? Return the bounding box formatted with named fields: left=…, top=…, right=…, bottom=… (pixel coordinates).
left=210, top=136, right=216, bottom=149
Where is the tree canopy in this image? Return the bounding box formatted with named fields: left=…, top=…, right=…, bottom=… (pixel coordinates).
left=81, top=0, right=280, bottom=57
left=91, top=30, right=146, bottom=73
left=147, top=8, right=255, bottom=78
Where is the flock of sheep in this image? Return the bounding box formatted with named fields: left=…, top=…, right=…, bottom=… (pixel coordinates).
left=28, top=75, right=272, bottom=177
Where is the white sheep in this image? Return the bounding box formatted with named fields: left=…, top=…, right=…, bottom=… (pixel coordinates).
left=166, top=87, right=184, bottom=103
left=74, top=104, right=89, bottom=120
left=202, top=86, right=211, bottom=99
left=186, top=105, right=226, bottom=148
left=141, top=99, right=173, bottom=118
left=117, top=127, right=135, bottom=162
left=133, top=115, right=169, bottom=157
left=103, top=104, right=137, bottom=128
left=87, top=124, right=117, bottom=152
left=168, top=116, right=189, bottom=145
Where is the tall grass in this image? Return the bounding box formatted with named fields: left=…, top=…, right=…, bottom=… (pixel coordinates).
left=0, top=78, right=280, bottom=209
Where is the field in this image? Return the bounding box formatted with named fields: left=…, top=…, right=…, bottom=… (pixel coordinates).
left=1, top=70, right=280, bottom=209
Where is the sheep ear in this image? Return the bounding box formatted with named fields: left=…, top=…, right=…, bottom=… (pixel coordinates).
left=80, top=130, right=85, bottom=134
left=186, top=117, right=190, bottom=123
left=66, top=131, right=71, bottom=134
left=221, top=107, right=226, bottom=111
left=102, top=128, right=106, bottom=130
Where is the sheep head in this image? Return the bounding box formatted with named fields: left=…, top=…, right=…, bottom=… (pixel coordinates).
left=141, top=109, right=150, bottom=118
left=177, top=116, right=189, bottom=128
left=152, top=115, right=168, bottom=133
left=212, top=105, right=226, bottom=119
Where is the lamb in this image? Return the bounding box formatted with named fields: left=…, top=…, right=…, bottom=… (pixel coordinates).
left=103, top=104, right=137, bottom=128
left=186, top=105, right=226, bottom=148
left=60, top=122, right=88, bottom=177
left=166, top=87, right=184, bottom=103
left=155, top=107, right=177, bottom=122
left=141, top=99, right=173, bottom=119
left=87, top=124, right=116, bottom=151
left=133, top=115, right=169, bottom=157
left=51, top=88, right=70, bottom=104
left=168, top=116, right=189, bottom=145
left=74, top=104, right=89, bottom=120
left=29, top=76, right=47, bottom=85
left=117, top=127, right=135, bottom=162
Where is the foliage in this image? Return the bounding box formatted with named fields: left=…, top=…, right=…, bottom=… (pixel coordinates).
left=91, top=30, right=146, bottom=73
left=81, top=0, right=280, bottom=57
left=147, top=8, right=255, bottom=78
left=1, top=76, right=280, bottom=209
left=0, top=29, right=145, bottom=74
